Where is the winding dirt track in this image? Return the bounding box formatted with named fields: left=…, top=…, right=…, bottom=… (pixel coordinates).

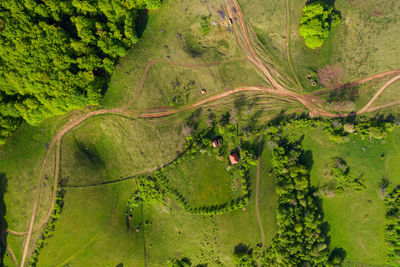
left=312, top=69, right=400, bottom=96
left=19, top=109, right=128, bottom=267
left=358, top=74, right=400, bottom=113
left=9, top=0, right=400, bottom=265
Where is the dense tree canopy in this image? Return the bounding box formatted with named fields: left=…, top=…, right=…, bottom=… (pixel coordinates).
left=299, top=1, right=341, bottom=49
left=0, top=0, right=161, bottom=144
left=262, top=140, right=335, bottom=266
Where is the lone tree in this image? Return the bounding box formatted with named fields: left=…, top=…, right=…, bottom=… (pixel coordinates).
left=299, top=1, right=341, bottom=49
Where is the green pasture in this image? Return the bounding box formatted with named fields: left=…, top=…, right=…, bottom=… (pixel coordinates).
left=102, top=0, right=244, bottom=109
left=283, top=126, right=400, bottom=265
left=163, top=152, right=239, bottom=208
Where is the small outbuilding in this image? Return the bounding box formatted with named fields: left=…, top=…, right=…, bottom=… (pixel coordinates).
left=229, top=153, right=239, bottom=165
left=212, top=137, right=223, bottom=148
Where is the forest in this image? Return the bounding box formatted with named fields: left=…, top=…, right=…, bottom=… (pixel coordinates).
left=0, top=0, right=161, bottom=144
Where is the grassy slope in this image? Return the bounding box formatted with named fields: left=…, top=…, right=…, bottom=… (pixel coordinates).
left=37, top=180, right=145, bottom=266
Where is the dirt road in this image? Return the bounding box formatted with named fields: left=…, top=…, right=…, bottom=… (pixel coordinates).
left=358, top=74, right=400, bottom=113
left=19, top=109, right=128, bottom=267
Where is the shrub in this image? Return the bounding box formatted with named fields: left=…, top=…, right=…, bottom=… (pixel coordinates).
left=299, top=1, right=341, bottom=49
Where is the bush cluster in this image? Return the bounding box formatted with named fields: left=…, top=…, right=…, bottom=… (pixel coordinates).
left=126, top=176, right=164, bottom=215
left=325, top=157, right=365, bottom=195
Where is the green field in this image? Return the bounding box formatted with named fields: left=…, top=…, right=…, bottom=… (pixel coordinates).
left=2, top=0, right=400, bottom=266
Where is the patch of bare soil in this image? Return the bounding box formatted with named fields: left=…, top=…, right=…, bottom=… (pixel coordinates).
left=317, top=64, right=344, bottom=87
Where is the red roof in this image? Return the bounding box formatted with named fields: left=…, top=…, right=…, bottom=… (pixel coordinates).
left=229, top=153, right=239, bottom=164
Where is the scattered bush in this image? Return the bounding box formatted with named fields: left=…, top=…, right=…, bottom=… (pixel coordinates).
left=323, top=157, right=365, bottom=196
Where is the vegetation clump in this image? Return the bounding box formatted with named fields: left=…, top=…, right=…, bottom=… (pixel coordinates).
left=322, top=157, right=365, bottom=196
left=299, top=0, right=341, bottom=49
left=0, top=0, right=161, bottom=144
left=385, top=186, right=400, bottom=265
left=126, top=176, right=164, bottom=215
left=262, top=140, right=332, bottom=266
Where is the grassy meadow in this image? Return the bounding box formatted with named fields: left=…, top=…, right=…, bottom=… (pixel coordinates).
left=2, top=0, right=400, bottom=266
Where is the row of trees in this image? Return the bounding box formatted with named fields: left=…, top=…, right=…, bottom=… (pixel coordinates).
left=267, top=113, right=398, bottom=143
left=0, top=0, right=161, bottom=144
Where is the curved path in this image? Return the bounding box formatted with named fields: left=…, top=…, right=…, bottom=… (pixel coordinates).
left=358, top=74, right=400, bottom=113
left=312, top=70, right=400, bottom=96
left=19, top=109, right=128, bottom=267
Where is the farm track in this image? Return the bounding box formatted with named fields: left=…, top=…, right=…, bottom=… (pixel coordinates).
left=358, top=74, right=400, bottom=113
left=10, top=0, right=400, bottom=265
left=7, top=245, right=18, bottom=266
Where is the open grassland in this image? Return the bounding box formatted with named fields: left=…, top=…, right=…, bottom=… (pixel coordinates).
left=37, top=180, right=145, bottom=266
left=60, top=114, right=188, bottom=187
left=283, top=126, right=400, bottom=265
left=38, top=144, right=278, bottom=266
left=102, top=0, right=244, bottom=109
left=163, top=153, right=240, bottom=208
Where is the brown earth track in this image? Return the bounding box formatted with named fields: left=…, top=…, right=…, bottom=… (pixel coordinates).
left=19, top=109, right=128, bottom=267
left=311, top=70, right=400, bottom=96
left=7, top=245, right=18, bottom=266
left=358, top=74, right=400, bottom=113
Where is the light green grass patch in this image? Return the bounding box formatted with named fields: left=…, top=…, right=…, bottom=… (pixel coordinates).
left=163, top=152, right=239, bottom=208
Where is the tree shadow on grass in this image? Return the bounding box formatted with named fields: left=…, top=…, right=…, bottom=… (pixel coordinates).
left=0, top=173, right=8, bottom=266
left=135, top=9, right=149, bottom=38
left=306, top=0, right=336, bottom=6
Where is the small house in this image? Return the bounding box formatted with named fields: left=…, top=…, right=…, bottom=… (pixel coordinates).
left=229, top=153, right=239, bottom=165
left=201, top=88, right=207, bottom=95
left=212, top=137, right=223, bottom=148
